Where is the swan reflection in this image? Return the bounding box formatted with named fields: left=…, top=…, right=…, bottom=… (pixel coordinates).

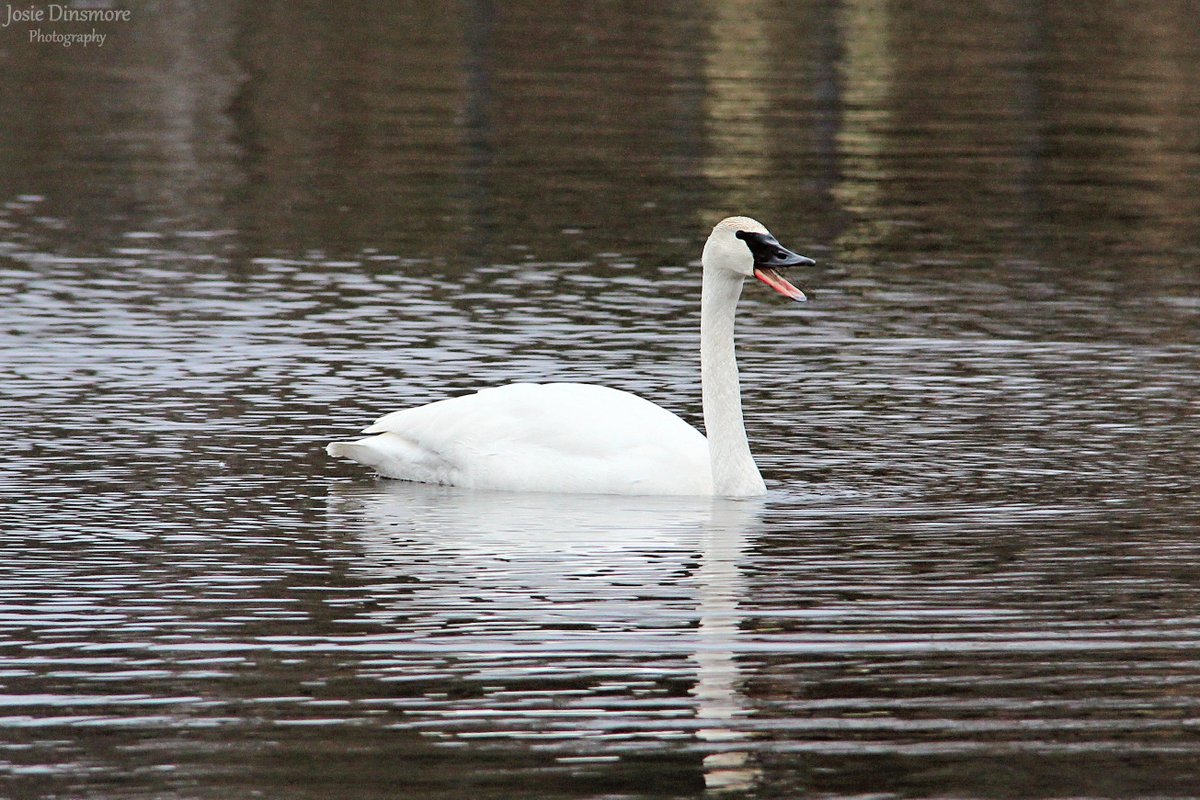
left=327, top=481, right=763, bottom=791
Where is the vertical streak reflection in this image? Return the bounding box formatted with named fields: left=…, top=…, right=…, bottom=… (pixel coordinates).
left=691, top=499, right=762, bottom=793
left=833, top=0, right=895, bottom=261
left=700, top=0, right=772, bottom=222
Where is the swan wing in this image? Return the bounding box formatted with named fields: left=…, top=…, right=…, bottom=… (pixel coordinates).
left=327, top=382, right=712, bottom=495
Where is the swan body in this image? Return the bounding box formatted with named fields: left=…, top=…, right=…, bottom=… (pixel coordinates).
left=327, top=216, right=814, bottom=497
left=329, top=382, right=711, bottom=495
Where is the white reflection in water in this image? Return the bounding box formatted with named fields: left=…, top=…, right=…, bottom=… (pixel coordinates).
left=328, top=481, right=763, bottom=791
left=693, top=499, right=761, bottom=793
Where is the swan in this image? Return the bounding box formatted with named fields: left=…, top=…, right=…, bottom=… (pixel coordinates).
left=326, top=216, right=814, bottom=497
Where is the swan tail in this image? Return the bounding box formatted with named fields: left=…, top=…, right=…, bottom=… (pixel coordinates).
left=326, top=440, right=376, bottom=463
left=326, top=433, right=455, bottom=485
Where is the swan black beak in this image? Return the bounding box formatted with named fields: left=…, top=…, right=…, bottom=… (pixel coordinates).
left=736, top=231, right=815, bottom=302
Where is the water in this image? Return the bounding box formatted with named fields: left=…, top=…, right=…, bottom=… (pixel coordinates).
left=2, top=1, right=1199, bottom=797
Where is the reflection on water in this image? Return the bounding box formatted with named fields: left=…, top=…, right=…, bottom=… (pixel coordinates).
left=701, top=0, right=771, bottom=222
left=832, top=0, right=896, bottom=260
left=331, top=485, right=763, bottom=792
left=692, top=502, right=759, bottom=794
left=2, top=1, right=1200, bottom=798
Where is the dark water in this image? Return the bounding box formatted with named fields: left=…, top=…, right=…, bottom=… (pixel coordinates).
left=2, top=2, right=1199, bottom=797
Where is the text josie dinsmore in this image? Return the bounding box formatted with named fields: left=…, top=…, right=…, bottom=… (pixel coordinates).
left=3, top=3, right=130, bottom=27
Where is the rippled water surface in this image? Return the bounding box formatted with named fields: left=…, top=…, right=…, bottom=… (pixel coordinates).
left=2, top=2, right=1199, bottom=798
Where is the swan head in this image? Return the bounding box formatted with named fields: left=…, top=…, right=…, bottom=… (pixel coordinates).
left=702, top=216, right=814, bottom=301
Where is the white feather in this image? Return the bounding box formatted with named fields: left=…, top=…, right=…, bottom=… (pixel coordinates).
left=329, top=382, right=711, bottom=495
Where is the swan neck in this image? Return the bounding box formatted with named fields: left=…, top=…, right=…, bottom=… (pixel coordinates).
left=700, top=268, right=766, bottom=497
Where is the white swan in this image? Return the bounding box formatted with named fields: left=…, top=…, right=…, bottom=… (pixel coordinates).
left=326, top=216, right=814, bottom=497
